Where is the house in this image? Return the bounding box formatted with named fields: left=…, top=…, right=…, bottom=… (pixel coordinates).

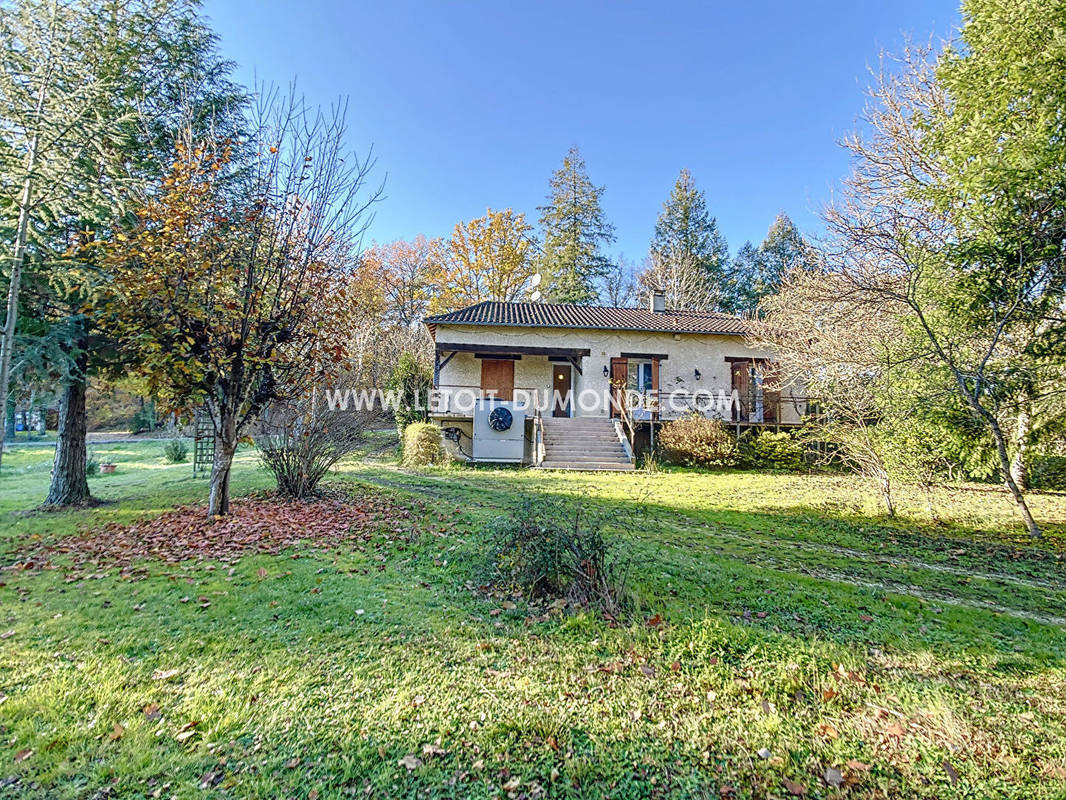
left=423, top=291, right=806, bottom=469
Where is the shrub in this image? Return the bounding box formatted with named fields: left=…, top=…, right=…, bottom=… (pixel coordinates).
left=657, top=415, right=735, bottom=467
left=163, top=438, right=189, bottom=463
left=257, top=399, right=376, bottom=498
left=485, top=497, right=630, bottom=614
left=737, top=430, right=806, bottom=470
left=85, top=449, right=99, bottom=477
left=387, top=353, right=431, bottom=433
left=402, top=422, right=443, bottom=467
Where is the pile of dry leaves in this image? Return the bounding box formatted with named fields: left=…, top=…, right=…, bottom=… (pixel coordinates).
left=15, top=491, right=418, bottom=579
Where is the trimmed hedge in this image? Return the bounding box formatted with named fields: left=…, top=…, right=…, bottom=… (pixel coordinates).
left=402, top=422, right=443, bottom=467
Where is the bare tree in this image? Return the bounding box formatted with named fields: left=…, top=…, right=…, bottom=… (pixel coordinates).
left=817, top=44, right=1062, bottom=538
left=637, top=250, right=721, bottom=311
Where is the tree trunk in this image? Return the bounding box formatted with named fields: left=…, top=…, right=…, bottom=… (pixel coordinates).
left=3, top=398, right=13, bottom=440
left=878, top=472, right=895, bottom=517
left=46, top=349, right=90, bottom=506
left=207, top=412, right=237, bottom=517
left=989, top=413, right=1041, bottom=539
left=1010, top=402, right=1032, bottom=492
left=0, top=70, right=48, bottom=473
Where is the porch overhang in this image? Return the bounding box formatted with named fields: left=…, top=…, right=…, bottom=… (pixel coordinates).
left=434, top=343, right=591, bottom=358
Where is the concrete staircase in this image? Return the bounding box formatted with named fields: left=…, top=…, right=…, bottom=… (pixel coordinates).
left=538, top=416, right=635, bottom=471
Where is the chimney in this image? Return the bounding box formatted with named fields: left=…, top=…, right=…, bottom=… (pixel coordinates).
left=648, top=290, right=666, bottom=313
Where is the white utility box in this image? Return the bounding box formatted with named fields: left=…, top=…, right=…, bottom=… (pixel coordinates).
left=472, top=399, right=526, bottom=463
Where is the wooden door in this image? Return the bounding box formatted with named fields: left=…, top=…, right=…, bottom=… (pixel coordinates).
left=609, top=357, right=627, bottom=418
left=480, top=359, right=514, bottom=401
left=552, top=364, right=572, bottom=417
left=758, top=361, right=780, bottom=423
left=730, top=360, right=750, bottom=422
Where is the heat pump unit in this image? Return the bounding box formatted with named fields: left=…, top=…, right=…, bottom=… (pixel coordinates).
left=472, top=399, right=526, bottom=463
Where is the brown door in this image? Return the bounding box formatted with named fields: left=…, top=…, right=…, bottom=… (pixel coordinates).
left=609, top=357, right=627, bottom=418
left=731, top=360, right=750, bottom=422
left=480, top=359, right=514, bottom=401
left=552, top=364, right=572, bottom=417
left=759, top=361, right=780, bottom=423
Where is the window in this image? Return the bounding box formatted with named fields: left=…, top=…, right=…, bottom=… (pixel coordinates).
left=627, top=360, right=654, bottom=392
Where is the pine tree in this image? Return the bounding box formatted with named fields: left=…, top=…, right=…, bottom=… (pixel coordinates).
left=639, top=169, right=729, bottom=310
left=726, top=213, right=812, bottom=313
left=537, top=147, right=615, bottom=304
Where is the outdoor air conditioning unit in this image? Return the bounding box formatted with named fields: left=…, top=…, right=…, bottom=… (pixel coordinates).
left=472, top=399, right=526, bottom=463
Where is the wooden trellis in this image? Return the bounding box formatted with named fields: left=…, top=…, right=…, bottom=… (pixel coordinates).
left=192, top=408, right=215, bottom=476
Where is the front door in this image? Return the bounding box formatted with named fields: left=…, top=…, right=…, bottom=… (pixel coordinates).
left=731, top=360, right=750, bottom=422
left=609, top=357, right=628, bottom=418
left=480, top=359, right=514, bottom=401
left=552, top=364, right=572, bottom=417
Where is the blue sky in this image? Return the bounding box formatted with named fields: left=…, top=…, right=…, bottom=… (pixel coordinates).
left=203, top=0, right=961, bottom=264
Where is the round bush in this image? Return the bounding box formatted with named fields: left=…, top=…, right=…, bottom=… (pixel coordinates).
left=657, top=415, right=735, bottom=467
left=163, top=438, right=189, bottom=463
left=737, top=430, right=806, bottom=470
left=402, top=422, right=444, bottom=467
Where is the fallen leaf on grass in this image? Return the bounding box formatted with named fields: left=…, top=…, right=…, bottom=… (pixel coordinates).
left=256, top=567, right=268, bottom=579
left=285, top=757, right=300, bottom=769
left=14, top=749, right=32, bottom=763
left=783, top=778, right=807, bottom=795
left=846, top=759, right=870, bottom=772
left=640, top=664, right=656, bottom=678
left=399, top=754, right=422, bottom=771
left=109, top=723, right=124, bottom=741
left=0, top=630, right=14, bottom=640
left=502, top=776, right=520, bottom=791
left=174, top=720, right=199, bottom=742
left=153, top=668, right=180, bottom=681
left=422, top=743, right=446, bottom=757
left=30, top=494, right=414, bottom=579
left=859, top=614, right=873, bottom=623
left=143, top=703, right=161, bottom=720
left=645, top=614, right=664, bottom=629
left=824, top=767, right=843, bottom=787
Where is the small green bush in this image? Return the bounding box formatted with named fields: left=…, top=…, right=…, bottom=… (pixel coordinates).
left=485, top=497, right=630, bottom=614
left=737, top=430, right=806, bottom=470
left=163, top=438, right=189, bottom=464
left=1031, top=456, right=1066, bottom=491
left=402, top=422, right=443, bottom=467
left=657, top=415, right=735, bottom=467
left=85, top=449, right=99, bottom=477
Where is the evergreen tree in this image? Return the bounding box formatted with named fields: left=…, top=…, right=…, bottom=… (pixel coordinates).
left=537, top=147, right=615, bottom=304
left=641, top=168, right=729, bottom=310
left=726, top=213, right=812, bottom=313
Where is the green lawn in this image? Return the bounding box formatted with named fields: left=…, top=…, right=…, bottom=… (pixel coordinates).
left=1, top=442, right=1065, bottom=798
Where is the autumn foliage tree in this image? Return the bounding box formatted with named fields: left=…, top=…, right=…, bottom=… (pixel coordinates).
left=107, top=90, right=380, bottom=516
left=428, top=208, right=535, bottom=312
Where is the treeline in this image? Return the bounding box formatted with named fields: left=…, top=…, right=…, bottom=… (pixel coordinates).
left=363, top=152, right=812, bottom=318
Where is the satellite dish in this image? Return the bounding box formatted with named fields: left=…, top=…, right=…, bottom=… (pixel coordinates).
left=530, top=290, right=542, bottom=302
left=530, top=273, right=542, bottom=287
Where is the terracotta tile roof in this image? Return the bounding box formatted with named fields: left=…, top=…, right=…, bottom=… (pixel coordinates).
left=424, top=301, right=752, bottom=335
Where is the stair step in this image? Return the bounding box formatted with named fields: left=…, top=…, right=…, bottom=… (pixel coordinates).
left=538, top=461, right=635, bottom=471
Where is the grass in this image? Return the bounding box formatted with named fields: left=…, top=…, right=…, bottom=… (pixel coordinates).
left=1, top=442, right=1065, bottom=798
